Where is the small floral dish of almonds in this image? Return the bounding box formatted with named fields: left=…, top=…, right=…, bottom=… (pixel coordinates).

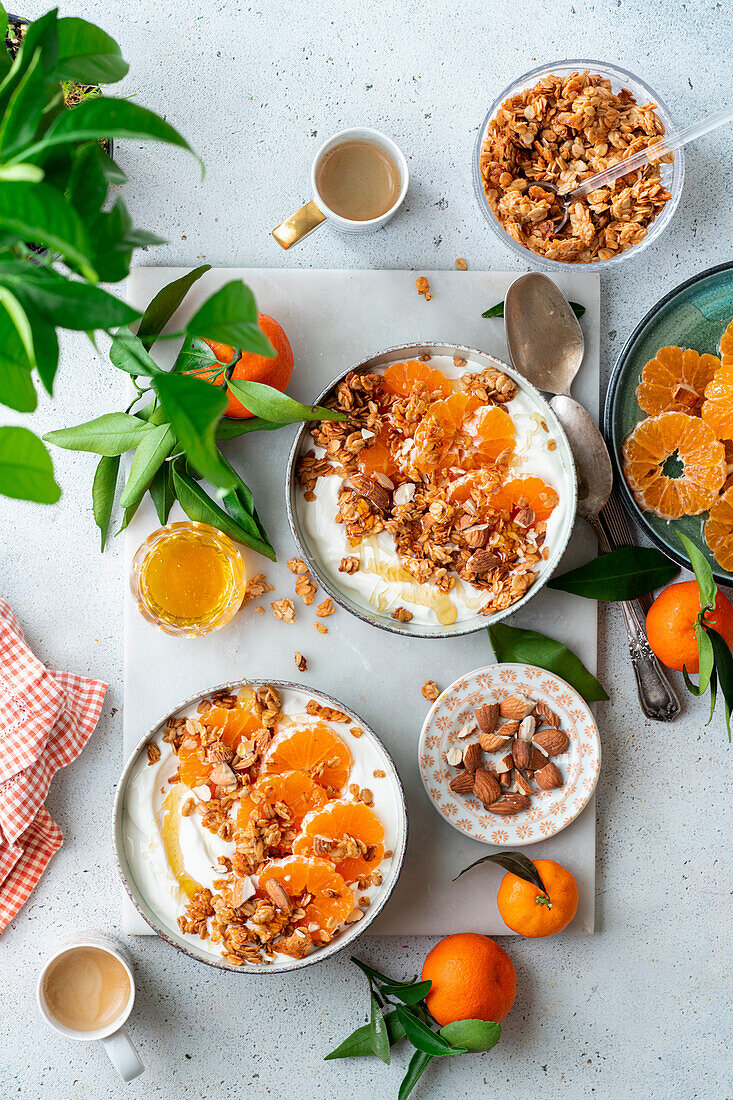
left=288, top=343, right=575, bottom=638
left=473, top=60, right=684, bottom=270
left=114, top=681, right=406, bottom=973
left=419, top=664, right=600, bottom=846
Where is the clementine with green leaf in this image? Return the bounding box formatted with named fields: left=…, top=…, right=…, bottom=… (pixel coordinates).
left=496, top=858, right=578, bottom=937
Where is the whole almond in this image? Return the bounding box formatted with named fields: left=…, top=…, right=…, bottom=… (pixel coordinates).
left=449, top=770, right=474, bottom=794
left=512, top=739, right=532, bottom=771
left=474, top=702, right=499, bottom=736
left=500, top=694, right=535, bottom=720
left=265, top=878, right=293, bottom=913
left=479, top=730, right=512, bottom=753
left=349, top=474, right=391, bottom=512
left=534, top=700, right=560, bottom=727
left=467, top=549, right=500, bottom=574
left=533, top=728, right=569, bottom=756
left=535, top=761, right=563, bottom=790
left=464, top=525, right=489, bottom=549
left=473, top=768, right=501, bottom=807
left=487, top=793, right=530, bottom=815
left=462, top=742, right=482, bottom=772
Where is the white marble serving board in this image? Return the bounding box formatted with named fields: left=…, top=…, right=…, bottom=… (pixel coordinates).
left=122, top=267, right=600, bottom=937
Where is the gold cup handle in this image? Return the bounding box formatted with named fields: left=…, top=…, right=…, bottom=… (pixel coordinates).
left=272, top=200, right=327, bottom=249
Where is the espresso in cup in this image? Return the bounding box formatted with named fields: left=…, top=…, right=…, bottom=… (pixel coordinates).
left=42, top=945, right=131, bottom=1033
left=314, top=140, right=401, bottom=221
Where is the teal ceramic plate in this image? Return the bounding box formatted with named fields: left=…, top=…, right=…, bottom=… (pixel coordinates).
left=604, top=262, right=733, bottom=585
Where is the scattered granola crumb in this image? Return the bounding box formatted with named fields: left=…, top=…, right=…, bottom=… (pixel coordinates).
left=415, top=275, right=432, bottom=301
left=422, top=680, right=440, bottom=702
left=359, top=787, right=374, bottom=806
left=294, top=652, right=308, bottom=672
left=241, top=573, right=275, bottom=606
left=295, top=572, right=317, bottom=606
left=256, top=607, right=265, bottom=615
left=391, top=606, right=412, bottom=622
left=338, top=556, right=360, bottom=574
left=547, top=438, right=557, bottom=451
left=305, top=699, right=350, bottom=722
left=287, top=557, right=309, bottom=574
left=384, top=850, right=393, bottom=859
left=181, top=797, right=196, bottom=817
left=453, top=357, right=467, bottom=368
left=314, top=623, right=328, bottom=634
left=454, top=257, right=468, bottom=270
left=373, top=769, right=386, bottom=778
left=316, top=598, right=334, bottom=617
left=271, top=598, right=296, bottom=623
left=350, top=726, right=363, bottom=738
left=146, top=741, right=161, bottom=765
left=358, top=896, right=371, bottom=908
left=349, top=783, right=359, bottom=798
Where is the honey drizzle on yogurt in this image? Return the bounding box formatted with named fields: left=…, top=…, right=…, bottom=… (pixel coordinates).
left=358, top=542, right=458, bottom=625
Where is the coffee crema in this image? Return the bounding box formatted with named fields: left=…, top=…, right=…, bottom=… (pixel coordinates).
left=43, top=946, right=131, bottom=1033
left=315, top=140, right=400, bottom=221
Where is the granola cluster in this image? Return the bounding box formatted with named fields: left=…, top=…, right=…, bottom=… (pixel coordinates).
left=158, top=688, right=385, bottom=966
left=480, top=71, right=672, bottom=263
left=297, top=362, right=552, bottom=616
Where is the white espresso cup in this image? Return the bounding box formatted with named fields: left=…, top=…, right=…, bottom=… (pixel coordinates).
left=36, top=932, right=144, bottom=1083
left=273, top=127, right=409, bottom=249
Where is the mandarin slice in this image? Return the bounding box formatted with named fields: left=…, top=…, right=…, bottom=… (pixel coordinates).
left=262, top=722, right=352, bottom=793
left=702, top=321, right=733, bottom=440
left=622, top=412, right=726, bottom=519
left=293, top=799, right=385, bottom=883
left=178, top=734, right=214, bottom=789
left=237, top=769, right=328, bottom=830
left=704, top=487, right=733, bottom=573
left=383, top=359, right=451, bottom=398
left=636, top=345, right=720, bottom=416
left=201, top=704, right=261, bottom=749
left=489, top=476, right=559, bottom=521
left=357, top=427, right=399, bottom=479
left=258, top=855, right=354, bottom=932
left=465, top=405, right=516, bottom=463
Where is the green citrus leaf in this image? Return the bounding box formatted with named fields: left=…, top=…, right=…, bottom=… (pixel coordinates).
left=483, top=300, right=585, bottom=319
left=683, top=624, right=715, bottom=697
left=487, top=622, right=608, bottom=702
left=119, top=424, right=175, bottom=508
left=0, top=426, right=60, bottom=503
left=149, top=462, right=175, bottom=526
left=675, top=530, right=716, bottom=611
left=227, top=380, right=349, bottom=425
left=455, top=850, right=548, bottom=895
left=0, top=262, right=139, bottom=330
left=151, top=373, right=233, bottom=490
left=707, top=626, right=733, bottom=741
left=109, top=328, right=163, bottom=377
left=136, top=265, right=211, bottom=348
left=92, top=454, right=120, bottom=551
left=45, top=412, right=154, bottom=456
left=439, top=1019, right=500, bottom=1053
left=187, top=281, right=273, bottom=355
left=171, top=463, right=275, bottom=560
left=394, top=1006, right=466, bottom=1056
left=370, top=993, right=391, bottom=1065
left=398, top=1049, right=434, bottom=1100
left=324, top=1011, right=405, bottom=1059
left=0, top=183, right=95, bottom=279
left=548, top=546, right=679, bottom=600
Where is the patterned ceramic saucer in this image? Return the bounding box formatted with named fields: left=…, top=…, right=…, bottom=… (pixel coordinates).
left=418, top=664, right=601, bottom=846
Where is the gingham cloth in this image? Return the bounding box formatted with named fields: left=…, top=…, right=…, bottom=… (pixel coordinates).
left=0, top=598, right=107, bottom=933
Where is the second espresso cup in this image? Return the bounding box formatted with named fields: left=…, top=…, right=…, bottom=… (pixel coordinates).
left=273, top=127, right=408, bottom=248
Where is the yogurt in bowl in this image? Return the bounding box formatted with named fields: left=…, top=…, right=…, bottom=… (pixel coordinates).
left=288, top=343, right=576, bottom=637
left=114, top=681, right=407, bottom=973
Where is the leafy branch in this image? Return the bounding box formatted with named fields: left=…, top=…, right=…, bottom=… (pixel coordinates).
left=325, top=956, right=500, bottom=1098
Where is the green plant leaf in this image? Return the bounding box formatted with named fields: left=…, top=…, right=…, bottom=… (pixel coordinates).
left=0, top=284, right=34, bottom=365
left=350, top=957, right=421, bottom=989
left=44, top=412, right=154, bottom=456
left=548, top=546, right=679, bottom=600
left=119, top=424, right=175, bottom=508
left=149, top=462, right=175, bottom=525
left=28, top=315, right=58, bottom=395
left=488, top=623, right=608, bottom=702
left=369, top=993, right=391, bottom=1065
left=0, top=183, right=95, bottom=279
left=227, top=380, right=350, bottom=425
left=92, top=453, right=119, bottom=551
left=0, top=304, right=35, bottom=411
left=324, top=1011, right=405, bottom=1059
left=217, top=451, right=274, bottom=554
left=0, top=262, right=139, bottom=329
left=136, top=264, right=211, bottom=348
left=398, top=1049, right=434, bottom=1100
left=171, top=463, right=276, bottom=560
left=483, top=300, right=585, bottom=319
left=0, top=46, right=46, bottom=158
left=173, top=332, right=221, bottom=374
left=151, top=373, right=233, bottom=490
left=117, top=495, right=141, bottom=534
left=187, top=281, right=273, bottom=355
left=0, top=426, right=60, bottom=503
left=23, top=97, right=198, bottom=167
left=675, top=530, right=716, bottom=611
left=394, top=1006, right=466, bottom=1056
left=215, top=416, right=288, bottom=439
left=707, top=627, right=733, bottom=741
left=683, top=623, right=715, bottom=697
left=439, top=1019, right=500, bottom=1053
left=109, top=328, right=163, bottom=377
left=380, top=981, right=433, bottom=1006
left=54, top=17, right=129, bottom=84
left=0, top=163, right=44, bottom=182
left=455, top=850, right=548, bottom=895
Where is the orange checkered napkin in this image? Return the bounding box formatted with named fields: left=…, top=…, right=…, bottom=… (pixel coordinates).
left=0, top=598, right=107, bottom=933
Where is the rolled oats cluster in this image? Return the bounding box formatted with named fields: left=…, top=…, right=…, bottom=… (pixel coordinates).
left=480, top=71, right=673, bottom=263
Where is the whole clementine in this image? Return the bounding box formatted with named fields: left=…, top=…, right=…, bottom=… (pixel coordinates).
left=192, top=313, right=294, bottom=419
left=646, top=579, right=733, bottom=672
left=421, top=932, right=516, bottom=1026
left=496, top=859, right=578, bottom=938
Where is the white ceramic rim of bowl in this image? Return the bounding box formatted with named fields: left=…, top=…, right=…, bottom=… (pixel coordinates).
left=112, top=679, right=408, bottom=974
left=286, top=342, right=578, bottom=638
left=311, top=127, right=409, bottom=228
left=472, top=58, right=685, bottom=273
left=36, top=932, right=136, bottom=1041
left=418, top=663, right=601, bottom=846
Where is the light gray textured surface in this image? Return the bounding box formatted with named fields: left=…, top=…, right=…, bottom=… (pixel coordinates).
left=1, top=1, right=732, bottom=1097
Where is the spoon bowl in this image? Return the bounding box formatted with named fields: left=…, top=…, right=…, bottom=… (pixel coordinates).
left=505, top=273, right=585, bottom=396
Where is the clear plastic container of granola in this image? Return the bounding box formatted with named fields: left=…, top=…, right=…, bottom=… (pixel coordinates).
left=473, top=60, right=685, bottom=272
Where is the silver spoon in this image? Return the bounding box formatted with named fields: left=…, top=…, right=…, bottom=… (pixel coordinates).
left=537, top=106, right=733, bottom=231
left=505, top=273, right=680, bottom=721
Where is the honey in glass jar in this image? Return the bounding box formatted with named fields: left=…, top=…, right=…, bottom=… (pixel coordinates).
left=130, top=522, right=246, bottom=636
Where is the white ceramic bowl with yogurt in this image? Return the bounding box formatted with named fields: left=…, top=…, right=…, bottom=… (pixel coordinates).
left=113, top=680, right=407, bottom=974
left=287, top=343, right=577, bottom=638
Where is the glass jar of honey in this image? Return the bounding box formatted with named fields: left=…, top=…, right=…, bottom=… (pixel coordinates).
left=130, top=522, right=247, bottom=636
